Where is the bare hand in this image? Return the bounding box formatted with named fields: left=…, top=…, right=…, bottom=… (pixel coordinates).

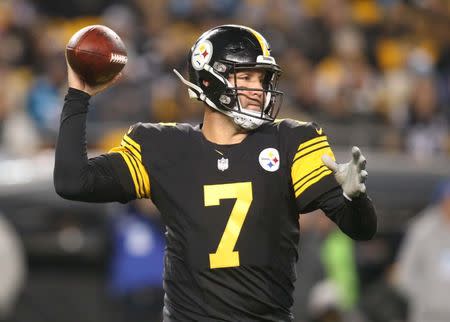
left=66, top=61, right=122, bottom=96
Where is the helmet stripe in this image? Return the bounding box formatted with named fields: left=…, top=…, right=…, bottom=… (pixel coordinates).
left=243, top=26, right=270, bottom=57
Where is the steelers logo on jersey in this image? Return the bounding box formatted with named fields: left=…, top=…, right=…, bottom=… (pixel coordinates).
left=258, top=148, right=280, bottom=172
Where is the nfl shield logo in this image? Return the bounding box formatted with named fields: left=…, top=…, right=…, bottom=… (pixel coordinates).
left=217, top=157, right=229, bottom=171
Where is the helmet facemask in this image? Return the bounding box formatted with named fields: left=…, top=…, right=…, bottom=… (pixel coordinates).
left=173, top=24, right=284, bottom=130
left=217, top=62, right=283, bottom=130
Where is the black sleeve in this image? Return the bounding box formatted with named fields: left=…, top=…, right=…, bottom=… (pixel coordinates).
left=53, top=88, right=135, bottom=203
left=306, top=187, right=378, bottom=240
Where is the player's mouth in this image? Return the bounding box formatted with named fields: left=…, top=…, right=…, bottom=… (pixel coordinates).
left=245, top=99, right=263, bottom=111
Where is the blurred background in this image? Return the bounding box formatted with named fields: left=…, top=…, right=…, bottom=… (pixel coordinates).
left=0, top=0, right=449, bottom=321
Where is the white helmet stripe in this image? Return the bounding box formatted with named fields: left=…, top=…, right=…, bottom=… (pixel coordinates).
left=173, top=69, right=204, bottom=95
left=173, top=69, right=230, bottom=113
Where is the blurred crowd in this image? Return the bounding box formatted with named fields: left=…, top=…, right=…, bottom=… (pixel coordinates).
left=0, top=0, right=448, bottom=161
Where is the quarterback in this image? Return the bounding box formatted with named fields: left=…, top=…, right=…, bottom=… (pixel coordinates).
left=54, top=25, right=377, bottom=321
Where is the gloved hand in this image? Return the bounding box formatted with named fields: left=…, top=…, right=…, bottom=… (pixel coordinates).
left=322, top=146, right=368, bottom=199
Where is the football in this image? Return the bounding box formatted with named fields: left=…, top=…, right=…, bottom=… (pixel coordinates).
left=66, top=25, right=127, bottom=86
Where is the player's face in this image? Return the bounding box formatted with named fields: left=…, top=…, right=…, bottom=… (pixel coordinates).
left=228, top=70, right=265, bottom=112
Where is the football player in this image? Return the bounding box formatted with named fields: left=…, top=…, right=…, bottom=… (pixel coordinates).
left=54, top=25, right=376, bottom=322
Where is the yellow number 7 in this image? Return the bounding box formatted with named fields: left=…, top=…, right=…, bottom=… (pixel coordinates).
left=204, top=182, right=253, bottom=269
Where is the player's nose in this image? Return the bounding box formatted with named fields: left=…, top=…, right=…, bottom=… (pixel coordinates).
left=247, top=80, right=263, bottom=96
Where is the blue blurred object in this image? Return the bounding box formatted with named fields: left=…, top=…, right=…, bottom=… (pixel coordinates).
left=108, top=204, right=165, bottom=295
left=208, top=0, right=239, bottom=17
left=168, top=0, right=194, bottom=18
left=432, top=179, right=450, bottom=204
left=26, top=77, right=62, bottom=133
left=376, top=0, right=401, bottom=8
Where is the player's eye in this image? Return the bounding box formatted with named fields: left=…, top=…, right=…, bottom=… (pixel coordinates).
left=237, top=74, right=249, bottom=80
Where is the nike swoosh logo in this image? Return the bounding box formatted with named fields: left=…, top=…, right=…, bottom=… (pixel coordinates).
left=315, top=128, right=323, bottom=135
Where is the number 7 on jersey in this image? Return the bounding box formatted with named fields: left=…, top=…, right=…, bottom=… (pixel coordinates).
left=204, top=182, right=253, bottom=269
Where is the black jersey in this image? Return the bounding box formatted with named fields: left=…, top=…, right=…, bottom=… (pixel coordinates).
left=55, top=89, right=376, bottom=321
left=107, top=119, right=339, bottom=321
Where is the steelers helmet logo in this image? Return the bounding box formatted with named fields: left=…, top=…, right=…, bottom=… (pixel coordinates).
left=192, top=40, right=213, bottom=71
left=259, top=148, right=280, bottom=172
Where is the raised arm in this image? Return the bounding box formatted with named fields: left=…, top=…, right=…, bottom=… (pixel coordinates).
left=53, top=64, right=134, bottom=203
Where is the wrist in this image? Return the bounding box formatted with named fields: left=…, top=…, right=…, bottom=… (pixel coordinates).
left=67, top=87, right=91, bottom=99
left=343, top=192, right=353, bottom=201
left=344, top=192, right=369, bottom=205
left=62, top=88, right=90, bottom=119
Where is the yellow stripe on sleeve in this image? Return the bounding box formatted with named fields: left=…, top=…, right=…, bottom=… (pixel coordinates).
left=293, top=165, right=328, bottom=191
left=110, top=147, right=142, bottom=198
left=294, top=136, right=328, bottom=161
left=295, top=169, right=332, bottom=198
left=119, top=136, right=150, bottom=197
left=133, top=155, right=150, bottom=197
left=121, top=139, right=141, bottom=161
left=109, top=146, right=151, bottom=199
left=124, top=149, right=146, bottom=197
left=123, top=134, right=141, bottom=153
left=291, top=136, right=335, bottom=198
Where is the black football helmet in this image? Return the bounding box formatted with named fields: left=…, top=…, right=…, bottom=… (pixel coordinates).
left=174, top=24, right=283, bottom=130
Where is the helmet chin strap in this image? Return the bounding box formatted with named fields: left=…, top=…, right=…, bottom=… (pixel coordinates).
left=173, top=68, right=220, bottom=110
left=232, top=111, right=266, bottom=130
